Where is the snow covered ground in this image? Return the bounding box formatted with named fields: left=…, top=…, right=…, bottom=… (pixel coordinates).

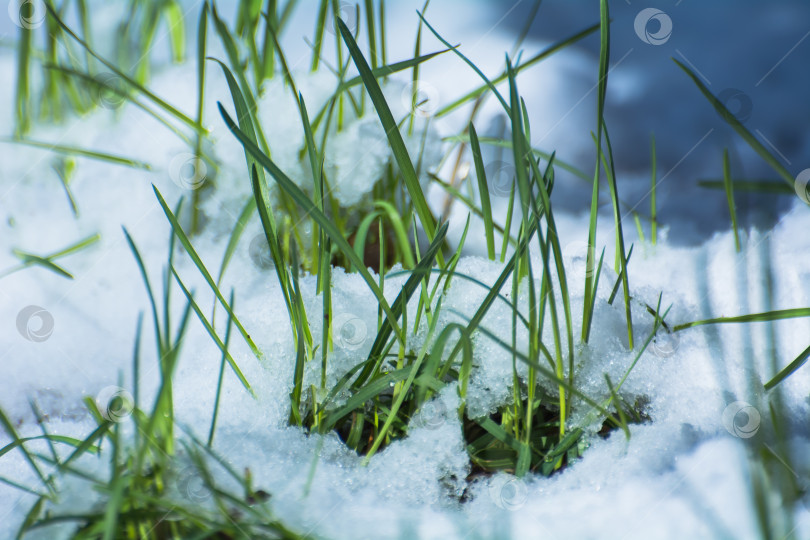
left=1, top=1, right=809, bottom=538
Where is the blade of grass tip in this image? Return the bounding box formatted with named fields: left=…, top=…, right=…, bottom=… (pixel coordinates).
left=171, top=267, right=254, bottom=396
left=123, top=227, right=165, bottom=357
left=44, top=4, right=201, bottom=132
left=673, top=58, right=795, bottom=189
left=9, top=252, right=73, bottom=279
left=153, top=185, right=263, bottom=361
left=0, top=138, right=152, bottom=169
left=218, top=104, right=404, bottom=342
left=337, top=18, right=440, bottom=258
left=469, top=122, right=496, bottom=260
left=722, top=148, right=741, bottom=252
left=583, top=0, right=611, bottom=344
left=608, top=244, right=633, bottom=305
left=650, top=133, right=658, bottom=245
left=208, top=289, right=236, bottom=446
left=673, top=307, right=810, bottom=332
left=764, top=343, right=810, bottom=391
left=15, top=497, right=45, bottom=539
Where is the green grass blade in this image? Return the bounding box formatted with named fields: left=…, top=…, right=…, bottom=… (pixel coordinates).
left=764, top=343, right=810, bottom=391
left=153, top=186, right=263, bottom=361
left=218, top=104, right=403, bottom=341
left=674, top=308, right=810, bottom=332
left=171, top=268, right=254, bottom=395
left=469, top=123, right=496, bottom=260
left=674, top=58, right=794, bottom=189
left=0, top=138, right=151, bottom=169
left=722, top=149, right=741, bottom=252
left=337, top=18, right=439, bottom=253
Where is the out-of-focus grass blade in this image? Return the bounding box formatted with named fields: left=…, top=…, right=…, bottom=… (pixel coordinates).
left=164, top=0, right=186, bottom=63
left=337, top=18, right=440, bottom=253
left=674, top=308, right=810, bottom=332
left=674, top=58, right=794, bottom=189
left=153, top=185, right=263, bottom=361
left=0, top=138, right=152, bottom=169
left=722, top=149, right=741, bottom=252
left=45, top=3, right=201, bottom=132
left=698, top=179, right=792, bottom=194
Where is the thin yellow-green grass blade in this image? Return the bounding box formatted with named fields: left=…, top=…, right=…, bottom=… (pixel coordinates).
left=674, top=308, right=810, bottom=332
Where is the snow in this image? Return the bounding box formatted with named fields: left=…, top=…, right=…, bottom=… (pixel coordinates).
left=2, top=1, right=810, bottom=539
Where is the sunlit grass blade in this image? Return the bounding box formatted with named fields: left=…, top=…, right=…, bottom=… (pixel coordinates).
left=337, top=18, right=440, bottom=253
left=153, top=185, right=263, bottom=361
left=218, top=104, right=403, bottom=341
